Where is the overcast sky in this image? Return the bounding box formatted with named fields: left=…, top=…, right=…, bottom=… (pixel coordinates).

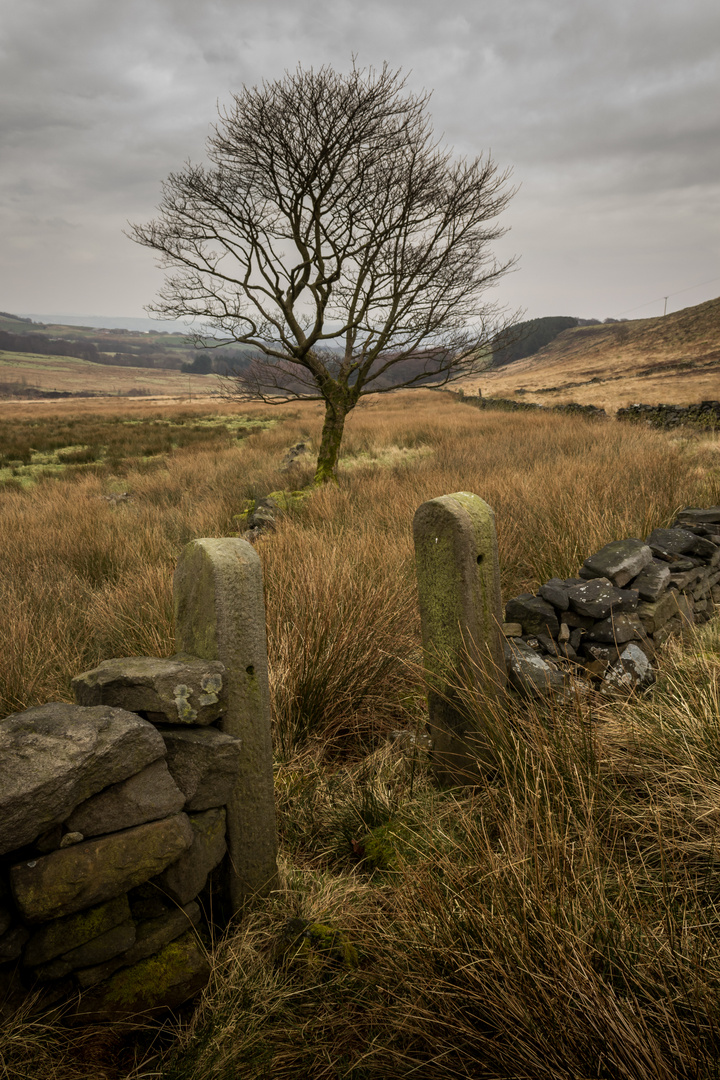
left=2, top=0, right=719, bottom=325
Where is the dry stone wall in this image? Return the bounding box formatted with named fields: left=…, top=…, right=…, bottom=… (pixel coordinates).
left=0, top=655, right=241, bottom=1021
left=0, top=535, right=278, bottom=1024
left=502, top=507, right=720, bottom=697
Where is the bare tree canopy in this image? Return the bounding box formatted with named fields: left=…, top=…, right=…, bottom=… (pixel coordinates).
left=130, top=63, right=516, bottom=481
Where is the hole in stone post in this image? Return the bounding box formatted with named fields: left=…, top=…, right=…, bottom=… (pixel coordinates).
left=477, top=554, right=484, bottom=564
left=246, top=665, right=255, bottom=676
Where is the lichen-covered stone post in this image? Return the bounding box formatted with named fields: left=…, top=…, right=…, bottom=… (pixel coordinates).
left=413, top=492, right=506, bottom=786
left=174, top=538, right=278, bottom=912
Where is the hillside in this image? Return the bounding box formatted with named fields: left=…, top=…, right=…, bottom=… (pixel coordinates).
left=462, top=295, right=720, bottom=411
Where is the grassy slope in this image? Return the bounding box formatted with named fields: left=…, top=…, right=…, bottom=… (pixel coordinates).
left=0, top=349, right=218, bottom=396
left=2, top=393, right=720, bottom=1078
left=464, top=295, right=720, bottom=411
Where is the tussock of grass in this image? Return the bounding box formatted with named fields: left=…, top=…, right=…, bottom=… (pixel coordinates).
left=166, top=623, right=720, bottom=1079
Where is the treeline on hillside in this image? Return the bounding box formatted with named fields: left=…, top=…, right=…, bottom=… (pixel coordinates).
left=492, top=315, right=631, bottom=368
left=0, top=330, right=100, bottom=363
left=180, top=349, right=251, bottom=375
left=491, top=317, right=580, bottom=367
left=0, top=328, right=187, bottom=370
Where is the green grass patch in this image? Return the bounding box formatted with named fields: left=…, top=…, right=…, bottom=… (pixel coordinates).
left=0, top=412, right=278, bottom=488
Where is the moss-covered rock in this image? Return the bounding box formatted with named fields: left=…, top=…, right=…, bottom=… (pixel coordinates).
left=74, top=931, right=209, bottom=1022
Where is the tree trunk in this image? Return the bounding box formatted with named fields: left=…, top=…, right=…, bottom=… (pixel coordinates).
left=314, top=399, right=349, bottom=484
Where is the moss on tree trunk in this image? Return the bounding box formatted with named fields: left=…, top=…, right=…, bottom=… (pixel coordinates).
left=314, top=400, right=348, bottom=485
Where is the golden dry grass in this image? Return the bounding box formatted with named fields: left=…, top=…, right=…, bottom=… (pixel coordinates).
left=3, top=390, right=720, bottom=1078
left=462, top=295, right=720, bottom=411
left=2, top=391, right=717, bottom=721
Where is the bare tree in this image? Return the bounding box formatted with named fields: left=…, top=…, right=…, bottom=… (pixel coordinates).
left=130, top=63, right=516, bottom=482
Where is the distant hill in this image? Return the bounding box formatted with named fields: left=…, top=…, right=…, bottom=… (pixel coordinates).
left=0, top=311, right=249, bottom=372
left=491, top=316, right=583, bottom=367
left=461, top=295, right=720, bottom=412
left=17, top=313, right=202, bottom=334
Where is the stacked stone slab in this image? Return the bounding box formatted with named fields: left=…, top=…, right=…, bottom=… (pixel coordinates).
left=0, top=654, right=242, bottom=1021
left=502, top=507, right=720, bottom=696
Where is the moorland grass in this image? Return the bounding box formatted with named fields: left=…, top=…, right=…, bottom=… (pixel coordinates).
left=2, top=391, right=720, bottom=1078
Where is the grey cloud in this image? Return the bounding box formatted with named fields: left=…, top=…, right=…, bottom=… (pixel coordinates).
left=0, top=0, right=718, bottom=318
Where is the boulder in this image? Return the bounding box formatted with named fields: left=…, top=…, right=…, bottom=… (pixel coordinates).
left=154, top=808, right=227, bottom=906
left=67, top=759, right=185, bottom=837
left=504, top=640, right=567, bottom=697
left=0, top=705, right=165, bottom=856
left=580, top=539, right=653, bottom=587
left=72, top=654, right=226, bottom=726
left=568, top=578, right=631, bottom=620
left=10, top=814, right=193, bottom=923
left=602, top=643, right=655, bottom=692
left=504, top=595, right=560, bottom=638
left=74, top=931, right=210, bottom=1022
left=23, top=894, right=131, bottom=967
left=160, top=727, right=242, bottom=811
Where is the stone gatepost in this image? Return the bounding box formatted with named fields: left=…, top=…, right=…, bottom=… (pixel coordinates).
left=174, top=539, right=278, bottom=913
left=413, top=492, right=506, bottom=786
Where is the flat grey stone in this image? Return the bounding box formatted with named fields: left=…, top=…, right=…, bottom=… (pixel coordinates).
left=67, top=759, right=185, bottom=837
left=72, top=654, right=226, bottom=726
left=160, top=726, right=242, bottom=811
left=505, top=595, right=560, bottom=637
left=562, top=610, right=595, bottom=629
left=24, top=894, right=131, bottom=966
left=537, top=579, right=571, bottom=611
left=0, top=705, right=166, bottom=856
left=568, top=578, right=628, bottom=619
left=631, top=560, right=671, bottom=601
left=603, top=643, right=655, bottom=692
left=647, top=527, right=717, bottom=561
left=10, top=814, right=193, bottom=923
left=675, top=507, right=720, bottom=525
left=669, top=568, right=703, bottom=591
left=637, top=591, right=687, bottom=633
left=154, top=808, right=226, bottom=906
left=504, top=640, right=567, bottom=697
left=585, top=614, right=644, bottom=644
left=580, top=539, right=653, bottom=587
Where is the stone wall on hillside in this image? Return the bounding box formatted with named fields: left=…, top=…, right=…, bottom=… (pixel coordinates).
left=0, top=655, right=240, bottom=1022
left=502, top=507, right=720, bottom=697
left=616, top=401, right=720, bottom=429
